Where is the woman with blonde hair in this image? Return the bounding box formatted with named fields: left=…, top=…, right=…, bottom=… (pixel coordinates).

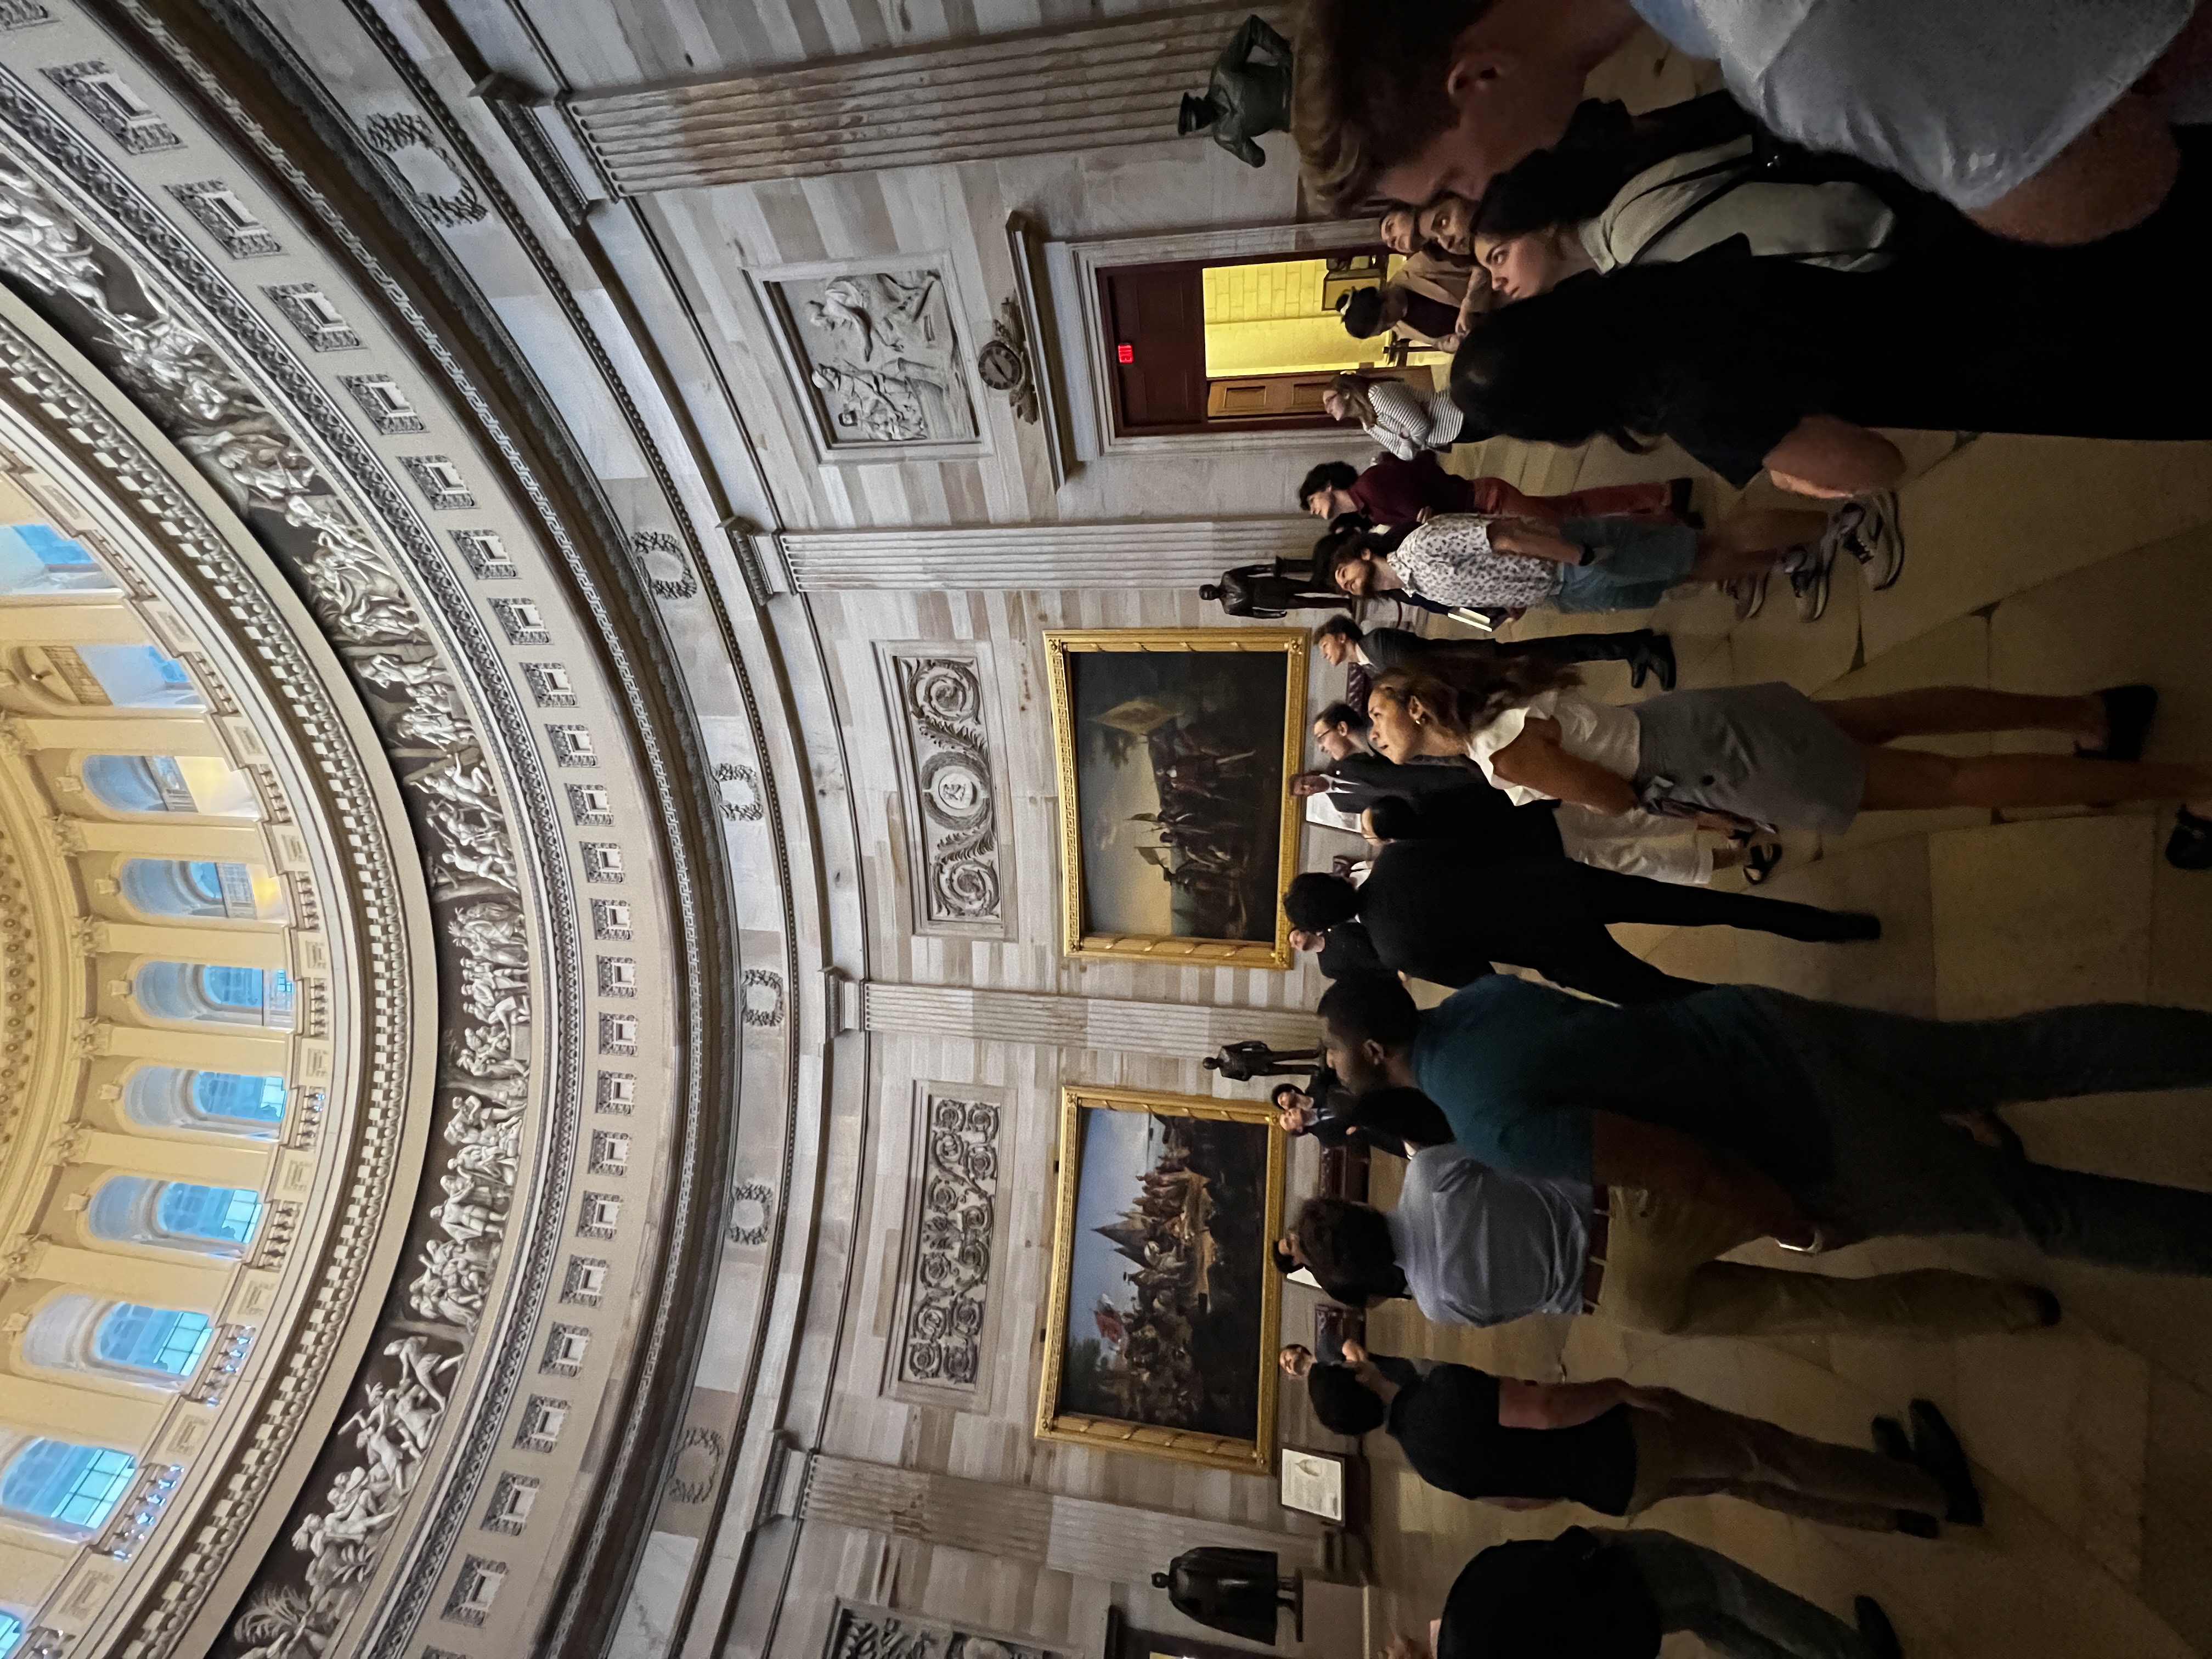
left=1364, top=658, right=2212, bottom=869
left=1321, top=372, right=1470, bottom=458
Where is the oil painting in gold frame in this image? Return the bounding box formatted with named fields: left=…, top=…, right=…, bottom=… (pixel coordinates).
left=1043, top=628, right=1307, bottom=969
left=1035, top=1085, right=1285, bottom=1475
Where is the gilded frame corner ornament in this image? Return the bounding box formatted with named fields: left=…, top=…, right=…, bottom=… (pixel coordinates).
left=1034, top=1084, right=1284, bottom=1476
left=1042, top=628, right=1307, bottom=970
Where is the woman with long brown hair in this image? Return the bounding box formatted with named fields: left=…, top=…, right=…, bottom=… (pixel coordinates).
left=1321, top=372, right=1470, bottom=458
left=1364, top=659, right=2212, bottom=868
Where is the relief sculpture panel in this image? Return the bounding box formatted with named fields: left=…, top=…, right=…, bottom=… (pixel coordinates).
left=764, top=268, right=977, bottom=452
left=880, top=650, right=1005, bottom=936
left=892, top=1090, right=1002, bottom=1401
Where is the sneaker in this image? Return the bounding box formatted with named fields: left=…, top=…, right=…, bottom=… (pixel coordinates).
left=1846, top=489, right=1905, bottom=590
left=1726, top=572, right=1767, bottom=619
left=1788, top=545, right=1832, bottom=622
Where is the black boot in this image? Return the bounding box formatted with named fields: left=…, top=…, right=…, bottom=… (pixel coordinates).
left=1626, top=631, right=1677, bottom=692
left=1855, top=1598, right=1905, bottom=1659
left=1909, top=1400, right=1983, bottom=1525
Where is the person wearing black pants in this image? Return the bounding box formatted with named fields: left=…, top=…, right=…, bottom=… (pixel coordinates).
left=1283, top=841, right=1878, bottom=1005
left=1317, top=614, right=1677, bottom=695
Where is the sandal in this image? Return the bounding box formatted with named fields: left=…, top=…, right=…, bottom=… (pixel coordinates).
left=2169, top=805, right=2212, bottom=871
left=1743, top=843, right=1783, bottom=884
left=2077, top=684, right=2158, bottom=761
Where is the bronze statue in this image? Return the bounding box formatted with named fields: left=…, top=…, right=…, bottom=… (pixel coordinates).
left=1202, top=561, right=1351, bottom=618
left=1178, top=15, right=1294, bottom=168
left=1154, top=1548, right=1296, bottom=1644
left=1203, top=1041, right=1322, bottom=1083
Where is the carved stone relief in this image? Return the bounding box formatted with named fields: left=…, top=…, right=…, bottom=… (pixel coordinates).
left=882, top=652, right=1003, bottom=933
left=895, top=1093, right=1000, bottom=1395
left=631, top=528, right=697, bottom=600
left=766, top=268, right=977, bottom=447
left=825, top=1603, right=1066, bottom=1659
left=228, top=1338, right=463, bottom=1658
left=664, top=1426, right=725, bottom=1504
left=726, top=1180, right=774, bottom=1246
left=362, top=112, right=488, bottom=229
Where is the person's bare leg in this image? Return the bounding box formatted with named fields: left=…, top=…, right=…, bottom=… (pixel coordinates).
left=1824, top=688, right=2106, bottom=748
left=1859, top=744, right=2212, bottom=813
left=1706, top=509, right=1832, bottom=556
left=1688, top=509, right=1834, bottom=582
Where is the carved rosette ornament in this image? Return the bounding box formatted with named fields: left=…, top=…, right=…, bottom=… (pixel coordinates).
left=0, top=105, right=535, bottom=1659
left=892, top=656, right=1002, bottom=925
left=899, top=1097, right=1000, bottom=1389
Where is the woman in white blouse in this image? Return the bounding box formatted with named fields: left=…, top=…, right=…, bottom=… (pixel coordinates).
left=1362, top=660, right=2212, bottom=868
left=1323, top=507, right=1839, bottom=617
left=1322, top=374, right=1469, bottom=459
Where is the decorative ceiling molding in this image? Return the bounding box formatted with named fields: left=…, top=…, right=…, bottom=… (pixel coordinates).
left=0, top=291, right=429, bottom=1659
left=0, top=75, right=552, bottom=1659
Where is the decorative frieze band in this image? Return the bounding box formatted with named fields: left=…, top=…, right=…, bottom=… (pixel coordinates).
left=782, top=518, right=1311, bottom=591
left=566, top=4, right=1285, bottom=192
left=858, top=982, right=1315, bottom=1056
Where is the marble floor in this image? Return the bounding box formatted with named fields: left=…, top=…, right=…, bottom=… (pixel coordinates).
left=1325, top=430, right=2212, bottom=1658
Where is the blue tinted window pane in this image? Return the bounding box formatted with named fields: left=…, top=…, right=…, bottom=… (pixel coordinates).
left=183, top=862, right=225, bottom=904
left=1, top=1440, right=136, bottom=1528
left=19, top=524, right=98, bottom=570
left=199, top=967, right=263, bottom=1010
left=82, top=755, right=166, bottom=814
left=154, top=1183, right=261, bottom=1244
left=0, top=1611, right=24, bottom=1657
left=190, top=1071, right=286, bottom=1123
left=95, top=1306, right=212, bottom=1375
left=76, top=644, right=200, bottom=708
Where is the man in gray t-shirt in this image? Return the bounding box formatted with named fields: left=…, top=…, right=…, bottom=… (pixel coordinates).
left=1387, top=1145, right=1592, bottom=1324
left=1293, top=0, right=2211, bottom=245
left=1288, top=1144, right=2048, bottom=1340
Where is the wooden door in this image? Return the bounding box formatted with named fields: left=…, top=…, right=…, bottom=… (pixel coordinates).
left=1205, top=373, right=1337, bottom=419
left=1098, top=265, right=1207, bottom=433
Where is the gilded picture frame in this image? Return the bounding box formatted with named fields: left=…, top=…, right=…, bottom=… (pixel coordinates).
left=1043, top=628, right=1308, bottom=969
left=1035, top=1085, right=1285, bottom=1475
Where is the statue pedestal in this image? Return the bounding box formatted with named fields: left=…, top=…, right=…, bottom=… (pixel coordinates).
left=1300, top=1578, right=1370, bottom=1656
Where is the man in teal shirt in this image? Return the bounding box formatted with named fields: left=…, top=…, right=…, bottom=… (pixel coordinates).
left=1317, top=972, right=2212, bottom=1275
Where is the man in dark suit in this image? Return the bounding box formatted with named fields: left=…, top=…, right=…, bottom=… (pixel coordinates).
left=1316, top=614, right=1677, bottom=696
left=1284, top=848, right=1880, bottom=1004
left=1307, top=702, right=1565, bottom=857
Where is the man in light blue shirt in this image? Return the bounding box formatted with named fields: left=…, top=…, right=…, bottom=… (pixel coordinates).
left=1286, top=1143, right=2049, bottom=1339
left=1292, top=0, right=2212, bottom=245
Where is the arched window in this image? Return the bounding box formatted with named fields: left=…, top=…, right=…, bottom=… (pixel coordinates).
left=95, top=1305, right=213, bottom=1377
left=0, top=522, right=113, bottom=594
left=132, top=963, right=295, bottom=1030
left=71, top=645, right=202, bottom=709
left=0, top=1439, right=136, bottom=1530
left=123, top=1066, right=285, bottom=1137
left=155, top=1183, right=262, bottom=1245
left=88, top=1176, right=263, bottom=1255
left=81, top=755, right=262, bottom=819
left=19, top=1295, right=212, bottom=1386
left=116, top=860, right=285, bottom=923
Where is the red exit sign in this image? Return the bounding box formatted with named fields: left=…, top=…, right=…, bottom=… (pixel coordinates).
left=1116, top=343, right=1135, bottom=364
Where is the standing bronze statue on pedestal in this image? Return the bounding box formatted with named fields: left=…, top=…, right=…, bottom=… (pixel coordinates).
left=1178, top=16, right=1294, bottom=167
